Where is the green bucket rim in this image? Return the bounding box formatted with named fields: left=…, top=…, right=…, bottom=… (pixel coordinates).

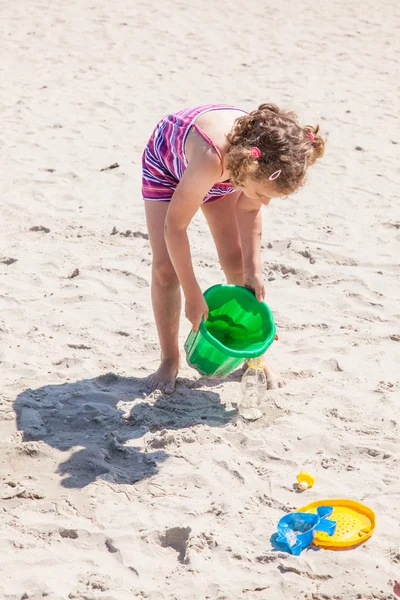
left=199, top=284, right=276, bottom=359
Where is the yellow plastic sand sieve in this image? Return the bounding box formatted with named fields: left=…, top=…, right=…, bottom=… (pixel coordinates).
left=297, top=499, right=375, bottom=550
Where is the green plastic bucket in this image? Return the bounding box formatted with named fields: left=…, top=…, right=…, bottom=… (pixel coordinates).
left=184, top=284, right=276, bottom=377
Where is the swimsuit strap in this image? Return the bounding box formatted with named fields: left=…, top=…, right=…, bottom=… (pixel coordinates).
left=192, top=123, right=225, bottom=177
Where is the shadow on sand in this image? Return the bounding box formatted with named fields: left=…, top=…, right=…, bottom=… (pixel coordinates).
left=13, top=372, right=236, bottom=489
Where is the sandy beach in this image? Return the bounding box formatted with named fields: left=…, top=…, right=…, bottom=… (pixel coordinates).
left=1, top=0, right=399, bottom=598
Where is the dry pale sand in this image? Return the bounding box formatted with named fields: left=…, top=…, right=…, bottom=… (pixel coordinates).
left=1, top=0, right=399, bottom=598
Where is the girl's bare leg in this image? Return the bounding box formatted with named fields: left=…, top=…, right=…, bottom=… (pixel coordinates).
left=201, top=192, right=284, bottom=388
left=145, top=201, right=181, bottom=394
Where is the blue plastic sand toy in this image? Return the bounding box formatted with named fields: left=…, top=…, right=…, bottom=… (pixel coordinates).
left=276, top=506, right=337, bottom=555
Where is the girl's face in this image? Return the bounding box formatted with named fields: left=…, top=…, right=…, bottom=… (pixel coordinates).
left=239, top=178, right=287, bottom=205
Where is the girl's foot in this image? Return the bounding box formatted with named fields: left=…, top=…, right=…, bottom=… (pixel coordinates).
left=147, top=358, right=179, bottom=394
left=243, top=359, right=285, bottom=390
left=263, top=361, right=285, bottom=390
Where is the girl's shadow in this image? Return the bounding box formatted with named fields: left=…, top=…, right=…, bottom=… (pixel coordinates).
left=13, top=372, right=235, bottom=489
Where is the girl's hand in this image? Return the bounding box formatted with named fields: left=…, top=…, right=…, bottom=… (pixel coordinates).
left=244, top=271, right=265, bottom=302
left=185, top=288, right=209, bottom=332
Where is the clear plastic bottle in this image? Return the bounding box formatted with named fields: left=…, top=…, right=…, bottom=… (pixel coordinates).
left=239, top=358, right=266, bottom=420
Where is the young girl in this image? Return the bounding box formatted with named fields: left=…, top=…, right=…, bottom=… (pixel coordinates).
left=143, top=103, right=325, bottom=393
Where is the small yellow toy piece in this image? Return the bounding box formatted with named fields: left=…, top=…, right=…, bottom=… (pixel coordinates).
left=297, top=472, right=315, bottom=491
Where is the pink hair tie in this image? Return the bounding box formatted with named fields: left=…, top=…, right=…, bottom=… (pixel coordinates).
left=250, top=147, right=261, bottom=159
left=269, top=170, right=281, bottom=181
left=306, top=132, right=315, bottom=142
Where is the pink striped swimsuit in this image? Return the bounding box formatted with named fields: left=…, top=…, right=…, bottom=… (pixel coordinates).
left=142, top=104, right=247, bottom=204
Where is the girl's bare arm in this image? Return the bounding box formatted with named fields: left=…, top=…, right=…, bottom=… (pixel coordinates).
left=164, top=151, right=221, bottom=330
left=236, top=193, right=265, bottom=300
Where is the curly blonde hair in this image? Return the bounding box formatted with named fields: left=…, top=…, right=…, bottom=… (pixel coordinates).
left=225, top=103, right=325, bottom=193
